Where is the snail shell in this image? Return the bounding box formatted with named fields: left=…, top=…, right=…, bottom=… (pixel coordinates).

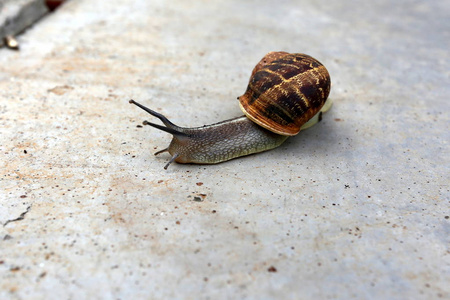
left=239, top=51, right=331, bottom=135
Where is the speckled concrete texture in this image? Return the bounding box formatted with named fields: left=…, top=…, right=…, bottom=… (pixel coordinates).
left=0, top=0, right=448, bottom=299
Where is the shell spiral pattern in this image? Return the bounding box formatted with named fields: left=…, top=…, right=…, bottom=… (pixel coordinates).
left=238, top=51, right=331, bottom=136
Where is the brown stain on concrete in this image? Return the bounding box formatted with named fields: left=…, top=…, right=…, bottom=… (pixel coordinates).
left=48, top=85, right=74, bottom=95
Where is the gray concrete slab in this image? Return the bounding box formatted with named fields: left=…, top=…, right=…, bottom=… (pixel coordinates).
left=0, top=0, right=448, bottom=299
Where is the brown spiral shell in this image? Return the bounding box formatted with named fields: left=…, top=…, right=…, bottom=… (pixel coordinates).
left=238, top=51, right=331, bottom=136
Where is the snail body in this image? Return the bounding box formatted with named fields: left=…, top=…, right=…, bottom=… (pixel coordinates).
left=130, top=51, right=331, bottom=169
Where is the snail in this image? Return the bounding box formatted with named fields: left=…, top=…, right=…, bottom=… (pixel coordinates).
left=130, top=51, right=331, bottom=169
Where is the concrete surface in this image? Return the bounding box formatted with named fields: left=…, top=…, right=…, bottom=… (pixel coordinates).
left=0, top=0, right=448, bottom=299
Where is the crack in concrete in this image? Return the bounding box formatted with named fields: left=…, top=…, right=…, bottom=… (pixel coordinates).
left=3, top=205, right=32, bottom=227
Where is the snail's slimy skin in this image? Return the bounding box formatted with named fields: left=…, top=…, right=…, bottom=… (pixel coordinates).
left=129, top=98, right=331, bottom=169
left=163, top=116, right=288, bottom=166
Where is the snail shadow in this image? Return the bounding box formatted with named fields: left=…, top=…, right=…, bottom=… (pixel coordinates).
left=283, top=110, right=346, bottom=157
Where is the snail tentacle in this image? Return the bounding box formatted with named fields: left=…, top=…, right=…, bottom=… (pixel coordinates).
left=154, top=147, right=169, bottom=156
left=164, top=153, right=179, bottom=170
left=142, top=120, right=187, bottom=137
left=130, top=99, right=186, bottom=135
